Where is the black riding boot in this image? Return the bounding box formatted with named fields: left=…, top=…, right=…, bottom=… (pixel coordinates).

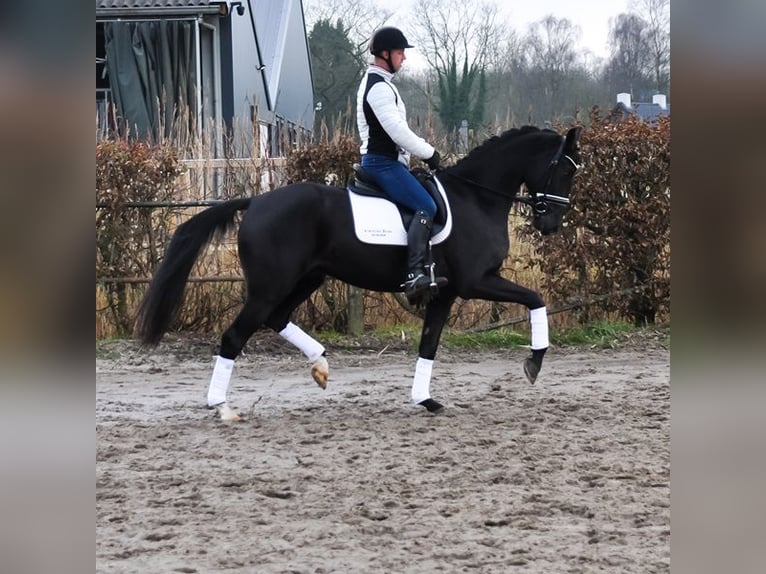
left=403, top=211, right=447, bottom=301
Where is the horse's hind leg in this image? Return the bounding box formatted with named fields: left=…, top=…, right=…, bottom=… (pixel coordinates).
left=264, top=273, right=330, bottom=389
left=207, top=296, right=270, bottom=421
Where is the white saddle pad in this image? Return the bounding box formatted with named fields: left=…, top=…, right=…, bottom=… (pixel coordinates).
left=347, top=176, right=452, bottom=246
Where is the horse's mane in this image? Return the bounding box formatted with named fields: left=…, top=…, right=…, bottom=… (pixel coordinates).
left=452, top=125, right=546, bottom=170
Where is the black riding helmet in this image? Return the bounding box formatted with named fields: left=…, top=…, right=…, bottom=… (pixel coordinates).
left=370, top=27, right=413, bottom=72
left=370, top=27, right=414, bottom=54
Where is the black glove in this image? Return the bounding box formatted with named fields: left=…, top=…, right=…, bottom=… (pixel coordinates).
left=425, top=151, right=441, bottom=170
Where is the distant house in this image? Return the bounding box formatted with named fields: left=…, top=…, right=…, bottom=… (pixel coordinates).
left=608, top=92, right=670, bottom=124
left=96, top=0, right=314, bottom=157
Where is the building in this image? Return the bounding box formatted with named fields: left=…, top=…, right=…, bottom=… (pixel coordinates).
left=96, top=0, right=314, bottom=157
left=609, top=92, right=670, bottom=124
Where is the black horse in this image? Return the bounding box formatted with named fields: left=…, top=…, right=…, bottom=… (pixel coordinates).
left=136, top=125, right=582, bottom=420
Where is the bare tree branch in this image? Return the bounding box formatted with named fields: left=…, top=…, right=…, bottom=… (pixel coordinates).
left=303, top=0, right=393, bottom=55
left=410, top=0, right=509, bottom=74
left=629, top=0, right=670, bottom=92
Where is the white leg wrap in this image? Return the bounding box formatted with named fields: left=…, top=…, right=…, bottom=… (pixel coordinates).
left=207, top=355, right=234, bottom=407
left=530, top=306, right=549, bottom=350
left=411, top=357, right=434, bottom=405
left=279, top=322, right=325, bottom=362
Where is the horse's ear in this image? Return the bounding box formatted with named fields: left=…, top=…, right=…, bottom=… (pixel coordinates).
left=565, top=126, right=583, bottom=150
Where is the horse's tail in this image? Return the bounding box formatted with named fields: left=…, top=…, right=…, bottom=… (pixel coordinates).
left=134, top=198, right=252, bottom=346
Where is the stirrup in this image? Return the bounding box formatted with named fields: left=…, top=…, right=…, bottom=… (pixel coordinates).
left=402, top=271, right=447, bottom=300
left=402, top=273, right=430, bottom=294
left=425, top=263, right=448, bottom=293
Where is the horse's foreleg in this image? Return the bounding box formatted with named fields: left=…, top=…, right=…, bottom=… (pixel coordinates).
left=413, top=295, right=455, bottom=413
left=278, top=322, right=329, bottom=389
left=462, top=276, right=548, bottom=384
left=523, top=306, right=549, bottom=384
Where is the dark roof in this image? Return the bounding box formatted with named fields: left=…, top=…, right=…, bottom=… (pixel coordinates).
left=96, top=1, right=223, bottom=17
left=608, top=101, right=670, bottom=124
left=634, top=102, right=670, bottom=121
left=97, top=0, right=214, bottom=7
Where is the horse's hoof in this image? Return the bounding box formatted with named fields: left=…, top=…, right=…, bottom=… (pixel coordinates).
left=523, top=358, right=540, bottom=384
left=311, top=356, right=329, bottom=389
left=418, top=398, right=445, bottom=414
left=216, top=403, right=243, bottom=422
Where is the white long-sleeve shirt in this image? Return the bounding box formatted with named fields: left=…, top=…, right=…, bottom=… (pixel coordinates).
left=356, top=65, right=434, bottom=166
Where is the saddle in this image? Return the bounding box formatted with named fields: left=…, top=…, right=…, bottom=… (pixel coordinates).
left=347, top=164, right=449, bottom=233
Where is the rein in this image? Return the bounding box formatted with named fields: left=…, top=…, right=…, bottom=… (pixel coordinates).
left=438, top=169, right=530, bottom=206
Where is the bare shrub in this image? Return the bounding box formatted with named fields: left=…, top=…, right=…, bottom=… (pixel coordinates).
left=96, top=140, right=183, bottom=335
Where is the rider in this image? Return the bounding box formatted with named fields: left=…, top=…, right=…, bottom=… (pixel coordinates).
left=356, top=26, right=446, bottom=300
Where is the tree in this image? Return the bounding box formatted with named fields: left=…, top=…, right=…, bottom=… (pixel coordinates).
left=521, top=15, right=583, bottom=123
left=605, top=13, right=654, bottom=100
left=630, top=0, right=670, bottom=95
left=410, top=0, right=507, bottom=140
left=303, top=0, right=392, bottom=59
left=303, top=0, right=396, bottom=138
left=308, top=19, right=364, bottom=137
left=434, top=51, right=487, bottom=136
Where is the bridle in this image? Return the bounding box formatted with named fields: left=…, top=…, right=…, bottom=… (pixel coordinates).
left=438, top=135, right=580, bottom=215
left=530, top=136, right=580, bottom=215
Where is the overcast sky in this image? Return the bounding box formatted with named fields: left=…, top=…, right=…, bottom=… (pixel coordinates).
left=496, top=0, right=631, bottom=58
left=386, top=0, right=631, bottom=65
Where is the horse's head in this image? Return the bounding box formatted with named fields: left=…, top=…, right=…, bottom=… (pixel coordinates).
left=525, top=126, right=582, bottom=235
left=444, top=125, right=583, bottom=234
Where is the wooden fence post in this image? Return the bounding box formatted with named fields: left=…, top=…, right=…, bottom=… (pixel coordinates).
left=347, top=285, right=363, bottom=336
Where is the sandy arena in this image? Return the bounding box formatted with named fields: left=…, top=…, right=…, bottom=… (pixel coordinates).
left=97, top=334, right=669, bottom=573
